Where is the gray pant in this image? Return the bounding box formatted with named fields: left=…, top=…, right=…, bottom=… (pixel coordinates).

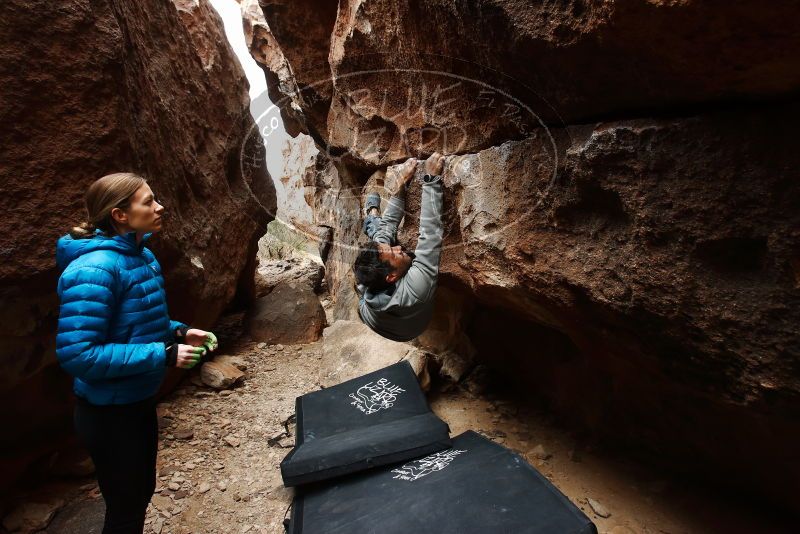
left=362, top=213, right=387, bottom=243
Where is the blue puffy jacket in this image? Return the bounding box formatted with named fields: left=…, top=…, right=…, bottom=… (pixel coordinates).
left=55, top=230, right=187, bottom=405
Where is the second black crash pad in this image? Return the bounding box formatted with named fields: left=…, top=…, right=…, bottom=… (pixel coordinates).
left=280, top=361, right=451, bottom=487
left=288, top=430, right=598, bottom=534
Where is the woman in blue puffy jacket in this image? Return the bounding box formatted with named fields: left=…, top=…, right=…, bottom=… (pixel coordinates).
left=56, top=172, right=218, bottom=533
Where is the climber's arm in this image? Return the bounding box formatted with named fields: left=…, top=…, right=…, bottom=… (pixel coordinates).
left=395, top=175, right=444, bottom=302
left=372, top=190, right=405, bottom=245
left=372, top=159, right=416, bottom=245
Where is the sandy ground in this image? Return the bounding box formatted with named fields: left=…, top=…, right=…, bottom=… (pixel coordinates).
left=9, top=312, right=794, bottom=534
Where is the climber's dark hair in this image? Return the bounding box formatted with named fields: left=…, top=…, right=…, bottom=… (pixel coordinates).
left=353, top=241, right=393, bottom=291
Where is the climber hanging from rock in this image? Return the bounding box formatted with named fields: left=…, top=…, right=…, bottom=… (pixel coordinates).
left=353, top=151, right=446, bottom=342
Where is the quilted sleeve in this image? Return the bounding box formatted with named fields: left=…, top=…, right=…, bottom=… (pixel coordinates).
left=169, top=319, right=189, bottom=341
left=56, top=264, right=167, bottom=379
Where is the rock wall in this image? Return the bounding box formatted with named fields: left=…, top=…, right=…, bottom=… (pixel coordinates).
left=252, top=0, right=800, bottom=163
left=0, top=0, right=275, bottom=494
left=245, top=0, right=800, bottom=510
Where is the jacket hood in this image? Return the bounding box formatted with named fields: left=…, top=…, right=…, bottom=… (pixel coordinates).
left=56, top=230, right=153, bottom=271
left=363, top=284, right=396, bottom=311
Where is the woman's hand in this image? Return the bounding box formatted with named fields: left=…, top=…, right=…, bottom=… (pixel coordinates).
left=175, top=344, right=206, bottom=369
left=185, top=329, right=218, bottom=353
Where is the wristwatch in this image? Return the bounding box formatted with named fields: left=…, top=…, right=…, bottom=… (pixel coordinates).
left=164, top=343, right=179, bottom=367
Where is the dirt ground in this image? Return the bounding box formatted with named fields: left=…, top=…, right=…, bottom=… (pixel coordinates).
left=10, top=310, right=795, bottom=534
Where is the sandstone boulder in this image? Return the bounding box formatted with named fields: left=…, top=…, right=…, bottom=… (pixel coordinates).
left=247, top=282, right=327, bottom=344
left=414, top=287, right=478, bottom=383
left=0, top=0, right=275, bottom=493
left=244, top=0, right=800, bottom=510
left=201, top=361, right=245, bottom=390
left=250, top=0, right=800, bottom=164
left=2, top=498, right=64, bottom=533
left=255, top=257, right=324, bottom=297
left=320, top=321, right=430, bottom=390
left=214, top=355, right=248, bottom=372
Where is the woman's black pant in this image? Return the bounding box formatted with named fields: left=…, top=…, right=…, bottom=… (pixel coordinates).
left=74, top=396, right=158, bottom=534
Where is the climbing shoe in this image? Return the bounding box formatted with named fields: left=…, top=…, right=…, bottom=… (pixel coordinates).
left=364, top=192, right=381, bottom=216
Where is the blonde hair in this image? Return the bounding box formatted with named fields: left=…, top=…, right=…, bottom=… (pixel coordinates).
left=70, top=172, right=147, bottom=238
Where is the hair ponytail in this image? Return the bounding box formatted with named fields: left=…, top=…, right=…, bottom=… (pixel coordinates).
left=69, top=221, right=97, bottom=239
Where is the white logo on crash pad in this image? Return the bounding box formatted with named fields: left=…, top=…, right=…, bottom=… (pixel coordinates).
left=348, top=378, right=405, bottom=415
left=391, top=449, right=468, bottom=481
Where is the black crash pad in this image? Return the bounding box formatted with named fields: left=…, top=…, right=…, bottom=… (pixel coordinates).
left=280, top=361, right=451, bottom=487
left=288, top=430, right=598, bottom=534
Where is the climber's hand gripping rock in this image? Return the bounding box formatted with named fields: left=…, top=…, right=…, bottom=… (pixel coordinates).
left=425, top=152, right=445, bottom=176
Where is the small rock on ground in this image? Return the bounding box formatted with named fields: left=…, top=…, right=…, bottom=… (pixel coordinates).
left=588, top=497, right=611, bottom=518
left=2, top=499, right=64, bottom=533
left=201, top=360, right=245, bottom=389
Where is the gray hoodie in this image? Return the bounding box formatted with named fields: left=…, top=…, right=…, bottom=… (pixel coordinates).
left=359, top=175, right=444, bottom=341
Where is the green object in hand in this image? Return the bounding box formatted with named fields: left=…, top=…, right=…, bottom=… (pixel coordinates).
left=204, top=332, right=218, bottom=352
left=186, top=347, right=204, bottom=369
